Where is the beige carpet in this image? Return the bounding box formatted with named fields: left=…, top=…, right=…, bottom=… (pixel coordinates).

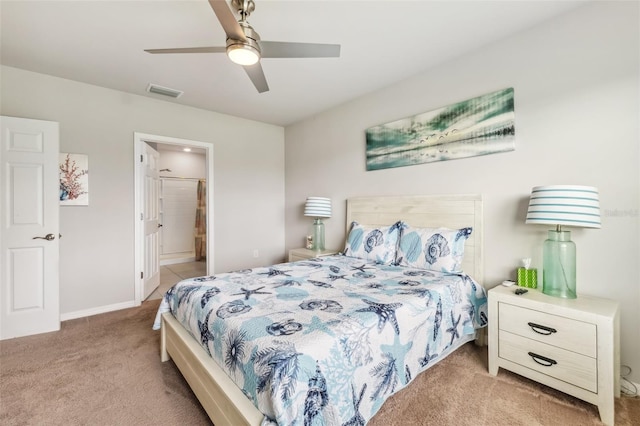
left=1, top=300, right=638, bottom=426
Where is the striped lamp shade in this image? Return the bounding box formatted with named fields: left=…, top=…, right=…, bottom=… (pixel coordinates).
left=525, top=185, right=601, bottom=228
left=304, top=197, right=332, bottom=218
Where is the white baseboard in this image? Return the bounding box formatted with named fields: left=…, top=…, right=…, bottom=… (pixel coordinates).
left=160, top=251, right=196, bottom=266
left=60, top=300, right=137, bottom=322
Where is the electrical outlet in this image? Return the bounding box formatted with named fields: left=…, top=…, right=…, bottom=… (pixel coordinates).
left=252, top=249, right=259, bottom=258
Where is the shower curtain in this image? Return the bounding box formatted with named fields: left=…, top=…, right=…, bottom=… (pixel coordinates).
left=194, top=179, right=206, bottom=260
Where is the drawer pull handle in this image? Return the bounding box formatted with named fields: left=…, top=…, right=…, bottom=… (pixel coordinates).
left=527, top=322, right=557, bottom=335
left=528, top=352, right=557, bottom=367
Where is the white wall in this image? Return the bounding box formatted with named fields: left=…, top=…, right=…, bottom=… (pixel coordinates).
left=0, top=66, right=285, bottom=316
left=284, top=2, right=640, bottom=382
left=158, top=149, right=206, bottom=179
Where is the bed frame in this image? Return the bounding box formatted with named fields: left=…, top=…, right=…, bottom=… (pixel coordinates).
left=160, top=194, right=484, bottom=425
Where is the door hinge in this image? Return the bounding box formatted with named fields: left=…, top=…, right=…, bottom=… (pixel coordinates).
left=141, top=272, right=144, bottom=279
left=140, top=213, right=143, bottom=220
left=140, top=154, right=143, bottom=162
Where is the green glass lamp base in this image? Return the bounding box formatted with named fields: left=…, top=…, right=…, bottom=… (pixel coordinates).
left=311, top=218, right=325, bottom=251
left=542, top=230, right=577, bottom=299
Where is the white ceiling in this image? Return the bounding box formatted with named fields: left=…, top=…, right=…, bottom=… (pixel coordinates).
left=1, top=0, right=588, bottom=127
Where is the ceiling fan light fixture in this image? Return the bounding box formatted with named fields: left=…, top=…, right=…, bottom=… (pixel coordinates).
left=227, top=43, right=260, bottom=65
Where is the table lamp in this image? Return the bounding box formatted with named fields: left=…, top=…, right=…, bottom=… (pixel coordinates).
left=525, top=185, right=600, bottom=299
left=304, top=197, right=331, bottom=251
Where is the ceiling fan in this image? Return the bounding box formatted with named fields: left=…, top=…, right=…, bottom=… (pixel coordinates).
left=145, top=0, right=340, bottom=93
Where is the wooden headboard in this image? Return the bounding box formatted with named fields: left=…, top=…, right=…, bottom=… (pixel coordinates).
left=346, top=195, right=483, bottom=285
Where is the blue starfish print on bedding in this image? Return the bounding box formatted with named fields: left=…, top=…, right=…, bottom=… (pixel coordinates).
left=259, top=267, right=291, bottom=277
left=197, top=311, right=215, bottom=355
left=350, top=264, right=374, bottom=273
left=301, top=315, right=337, bottom=336
left=380, top=334, right=412, bottom=385
left=232, top=286, right=271, bottom=300
left=342, top=383, right=367, bottom=426
left=419, top=343, right=438, bottom=367
left=327, top=274, right=347, bottom=281
left=357, top=299, right=403, bottom=335
left=446, top=311, right=462, bottom=347
left=273, top=279, right=301, bottom=288
left=308, top=279, right=333, bottom=288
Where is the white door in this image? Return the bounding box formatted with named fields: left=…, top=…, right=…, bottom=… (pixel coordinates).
left=142, top=143, right=160, bottom=299
left=0, top=116, right=60, bottom=339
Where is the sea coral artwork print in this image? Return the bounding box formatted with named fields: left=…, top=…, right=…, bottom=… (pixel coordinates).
left=59, top=153, right=89, bottom=205
left=365, top=88, right=515, bottom=170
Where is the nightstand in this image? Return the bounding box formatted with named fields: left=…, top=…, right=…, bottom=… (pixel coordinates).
left=488, top=285, right=620, bottom=425
left=288, top=248, right=339, bottom=262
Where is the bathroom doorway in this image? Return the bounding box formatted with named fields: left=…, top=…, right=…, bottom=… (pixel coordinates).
left=133, top=133, right=214, bottom=305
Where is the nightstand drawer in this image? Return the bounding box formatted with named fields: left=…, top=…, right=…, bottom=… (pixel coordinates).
left=499, top=302, right=596, bottom=357
left=499, top=330, right=597, bottom=392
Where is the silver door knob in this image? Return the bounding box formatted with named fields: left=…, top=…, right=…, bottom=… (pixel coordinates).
left=33, top=233, right=56, bottom=241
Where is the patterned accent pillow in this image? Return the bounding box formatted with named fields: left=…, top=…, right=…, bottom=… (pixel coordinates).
left=343, top=221, right=404, bottom=264
left=397, top=226, right=472, bottom=273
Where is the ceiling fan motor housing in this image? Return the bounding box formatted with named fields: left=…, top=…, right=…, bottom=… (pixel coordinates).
left=226, top=22, right=261, bottom=65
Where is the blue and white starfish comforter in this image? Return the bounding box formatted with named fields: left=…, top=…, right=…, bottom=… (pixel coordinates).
left=154, top=254, right=487, bottom=426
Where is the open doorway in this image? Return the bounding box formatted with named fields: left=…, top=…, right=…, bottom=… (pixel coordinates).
left=133, top=133, right=214, bottom=305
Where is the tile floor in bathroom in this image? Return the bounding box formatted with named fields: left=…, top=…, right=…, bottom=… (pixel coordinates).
left=147, top=260, right=207, bottom=300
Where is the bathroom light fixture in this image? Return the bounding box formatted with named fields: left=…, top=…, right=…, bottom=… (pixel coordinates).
left=304, top=197, right=331, bottom=251
left=183, top=148, right=191, bottom=152
left=525, top=185, right=600, bottom=299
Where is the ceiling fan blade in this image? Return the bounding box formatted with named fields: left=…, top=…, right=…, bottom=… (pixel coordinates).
left=260, top=41, right=340, bottom=58
left=243, top=63, right=269, bottom=93
left=145, top=47, right=226, bottom=54
left=208, top=0, right=245, bottom=41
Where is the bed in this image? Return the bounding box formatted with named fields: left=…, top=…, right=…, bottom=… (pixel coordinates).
left=154, top=194, right=486, bottom=425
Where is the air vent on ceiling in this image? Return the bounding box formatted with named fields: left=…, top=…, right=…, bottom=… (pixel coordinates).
left=146, top=83, right=183, bottom=98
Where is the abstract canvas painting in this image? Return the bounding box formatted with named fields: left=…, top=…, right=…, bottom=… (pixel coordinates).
left=59, top=153, right=89, bottom=205
left=365, top=88, right=515, bottom=170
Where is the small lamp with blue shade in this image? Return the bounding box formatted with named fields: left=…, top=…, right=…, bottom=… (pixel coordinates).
left=525, top=185, right=601, bottom=299
left=304, top=197, right=332, bottom=251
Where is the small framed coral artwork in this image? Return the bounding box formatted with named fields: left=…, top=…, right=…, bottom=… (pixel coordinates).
left=59, top=153, right=89, bottom=206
